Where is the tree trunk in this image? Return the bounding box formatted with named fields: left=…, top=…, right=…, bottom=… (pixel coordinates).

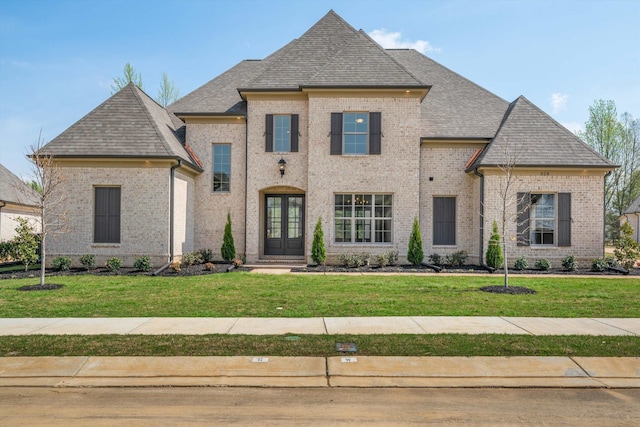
left=40, top=234, right=46, bottom=286
left=502, top=240, right=509, bottom=288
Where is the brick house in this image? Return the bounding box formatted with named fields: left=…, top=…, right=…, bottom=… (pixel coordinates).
left=39, top=10, right=615, bottom=267
left=0, top=164, right=40, bottom=242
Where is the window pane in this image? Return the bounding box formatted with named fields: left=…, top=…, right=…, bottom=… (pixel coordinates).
left=334, top=193, right=392, bottom=244
left=530, top=194, right=556, bottom=245
left=355, top=219, right=372, bottom=242
left=274, top=115, right=291, bottom=152
left=213, top=144, right=231, bottom=192
left=334, top=219, right=351, bottom=242
left=343, top=113, right=368, bottom=155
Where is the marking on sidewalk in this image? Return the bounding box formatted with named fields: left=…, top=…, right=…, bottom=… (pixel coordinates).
left=341, top=358, right=358, bottom=363
left=252, top=357, right=269, bottom=363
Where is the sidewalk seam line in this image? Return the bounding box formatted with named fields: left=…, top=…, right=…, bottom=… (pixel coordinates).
left=569, top=356, right=592, bottom=378
left=500, top=317, right=535, bottom=335
left=71, top=356, right=91, bottom=378
left=591, top=318, right=638, bottom=336
left=226, top=318, right=240, bottom=334
left=128, top=317, right=155, bottom=334
left=409, top=316, right=427, bottom=334
left=322, top=317, right=328, bottom=335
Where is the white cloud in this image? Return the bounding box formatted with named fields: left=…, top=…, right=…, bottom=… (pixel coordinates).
left=560, top=121, right=584, bottom=134
left=551, top=93, right=569, bottom=113
left=368, top=29, right=440, bottom=54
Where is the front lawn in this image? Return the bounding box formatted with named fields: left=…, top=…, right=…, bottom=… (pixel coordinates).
left=1, top=273, right=638, bottom=318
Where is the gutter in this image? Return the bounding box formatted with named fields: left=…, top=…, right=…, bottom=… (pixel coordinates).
left=473, top=168, right=485, bottom=264
left=169, top=159, right=182, bottom=262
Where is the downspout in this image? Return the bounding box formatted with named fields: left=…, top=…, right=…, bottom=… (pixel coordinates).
left=170, top=159, right=182, bottom=262
left=603, top=171, right=611, bottom=257
left=244, top=114, right=248, bottom=261
left=473, top=168, right=485, bottom=265
left=0, top=201, right=5, bottom=238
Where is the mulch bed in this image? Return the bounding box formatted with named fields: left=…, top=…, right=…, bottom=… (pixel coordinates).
left=17, top=283, right=64, bottom=292
left=479, top=285, right=537, bottom=295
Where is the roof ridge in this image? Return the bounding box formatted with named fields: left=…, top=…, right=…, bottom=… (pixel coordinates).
left=128, top=83, right=175, bottom=157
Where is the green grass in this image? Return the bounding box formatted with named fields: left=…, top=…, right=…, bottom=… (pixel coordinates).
left=1, top=272, right=639, bottom=318
left=1, top=334, right=638, bottom=357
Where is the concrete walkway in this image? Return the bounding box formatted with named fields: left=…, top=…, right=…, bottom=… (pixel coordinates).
left=1, top=316, right=638, bottom=388
left=1, top=316, right=639, bottom=336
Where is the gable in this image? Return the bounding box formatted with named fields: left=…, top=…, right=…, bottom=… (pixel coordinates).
left=0, top=163, right=39, bottom=207
left=469, top=96, right=616, bottom=170
left=40, top=84, right=201, bottom=170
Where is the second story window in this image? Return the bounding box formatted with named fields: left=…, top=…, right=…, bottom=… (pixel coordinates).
left=330, top=112, right=381, bottom=155
left=343, top=112, right=368, bottom=155
left=266, top=114, right=299, bottom=152
left=212, top=144, right=231, bottom=192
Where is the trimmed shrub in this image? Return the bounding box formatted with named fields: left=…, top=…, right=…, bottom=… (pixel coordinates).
left=535, top=258, right=551, bottom=271
left=561, top=255, right=578, bottom=272
left=52, top=256, right=72, bottom=271
left=79, top=254, right=96, bottom=270
left=614, top=222, right=640, bottom=269
left=204, top=262, right=216, bottom=271
left=182, top=251, right=204, bottom=266
left=311, top=217, right=326, bottom=265
left=591, top=258, right=607, bottom=272
left=485, top=220, right=503, bottom=269
left=11, top=218, right=40, bottom=271
left=375, top=251, right=398, bottom=268
left=0, top=241, right=14, bottom=262
left=428, top=253, right=443, bottom=266
left=221, top=212, right=236, bottom=263
left=198, top=248, right=213, bottom=263
left=232, top=258, right=243, bottom=267
left=605, top=255, right=619, bottom=267
left=105, top=257, right=122, bottom=274
left=514, top=256, right=528, bottom=270
left=446, top=250, right=468, bottom=267
left=133, top=255, right=152, bottom=272
left=338, top=253, right=369, bottom=268
left=407, top=217, right=424, bottom=266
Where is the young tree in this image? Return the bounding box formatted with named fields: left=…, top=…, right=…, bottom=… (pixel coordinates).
left=311, top=217, right=326, bottom=266
left=111, top=63, right=143, bottom=93
left=614, top=222, right=640, bottom=270
left=221, top=212, right=236, bottom=263
left=485, top=220, right=504, bottom=269
left=22, top=131, right=68, bottom=285
left=407, top=217, right=424, bottom=266
left=578, top=101, right=640, bottom=237
left=11, top=218, right=39, bottom=271
left=157, top=72, right=180, bottom=107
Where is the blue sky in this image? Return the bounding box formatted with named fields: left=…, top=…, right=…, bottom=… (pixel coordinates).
left=1, top=0, right=639, bottom=178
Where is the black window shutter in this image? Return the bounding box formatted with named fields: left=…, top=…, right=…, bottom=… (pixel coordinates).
left=265, top=114, right=273, bottom=152
left=369, top=112, right=381, bottom=155
left=433, top=197, right=456, bottom=245
left=330, top=113, right=342, bottom=155
left=290, top=114, right=299, bottom=152
left=94, top=187, right=120, bottom=243
left=517, top=192, right=530, bottom=246
left=558, top=193, right=571, bottom=247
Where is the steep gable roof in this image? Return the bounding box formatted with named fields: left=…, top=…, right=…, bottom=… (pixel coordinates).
left=623, top=195, right=640, bottom=214
left=468, top=96, right=616, bottom=169
left=244, top=11, right=425, bottom=90
left=40, top=84, right=201, bottom=170
left=388, top=49, right=509, bottom=139
left=0, top=163, right=39, bottom=207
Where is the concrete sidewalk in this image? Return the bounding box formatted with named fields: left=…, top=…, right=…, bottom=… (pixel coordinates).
left=1, top=316, right=639, bottom=336
left=1, top=356, right=638, bottom=388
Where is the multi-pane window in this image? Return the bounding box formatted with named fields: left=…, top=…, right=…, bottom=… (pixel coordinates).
left=343, top=113, right=368, bottom=155
left=334, top=194, right=392, bottom=243
left=530, top=193, right=555, bottom=245
left=94, top=187, right=120, bottom=243
left=433, top=197, right=456, bottom=246
left=274, top=115, right=291, bottom=152
left=212, top=144, right=230, bottom=192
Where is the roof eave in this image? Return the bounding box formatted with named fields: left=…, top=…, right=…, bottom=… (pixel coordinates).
left=48, top=155, right=204, bottom=173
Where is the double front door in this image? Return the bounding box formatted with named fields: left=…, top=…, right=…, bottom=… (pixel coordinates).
left=265, top=195, right=305, bottom=256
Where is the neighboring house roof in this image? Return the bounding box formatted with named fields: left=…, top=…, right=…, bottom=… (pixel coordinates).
left=40, top=83, right=202, bottom=170
left=623, top=195, right=640, bottom=215
left=467, top=96, right=617, bottom=170
left=0, top=163, right=39, bottom=207
left=388, top=49, right=509, bottom=139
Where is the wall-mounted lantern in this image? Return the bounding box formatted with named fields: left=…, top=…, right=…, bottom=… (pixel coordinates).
left=278, top=157, right=287, bottom=177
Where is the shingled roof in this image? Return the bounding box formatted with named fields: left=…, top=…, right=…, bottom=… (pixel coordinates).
left=0, top=163, right=39, bottom=207
left=623, top=195, right=640, bottom=215
left=40, top=83, right=201, bottom=170
left=388, top=49, right=509, bottom=139
left=467, top=96, right=616, bottom=170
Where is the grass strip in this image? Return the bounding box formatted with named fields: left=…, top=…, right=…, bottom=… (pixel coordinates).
left=1, top=273, right=639, bottom=318
left=1, top=335, right=638, bottom=357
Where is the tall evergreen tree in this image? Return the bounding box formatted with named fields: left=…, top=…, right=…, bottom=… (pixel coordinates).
left=311, top=217, right=326, bottom=265
left=221, top=212, right=236, bottom=263
left=407, top=217, right=424, bottom=266
left=485, top=220, right=504, bottom=269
